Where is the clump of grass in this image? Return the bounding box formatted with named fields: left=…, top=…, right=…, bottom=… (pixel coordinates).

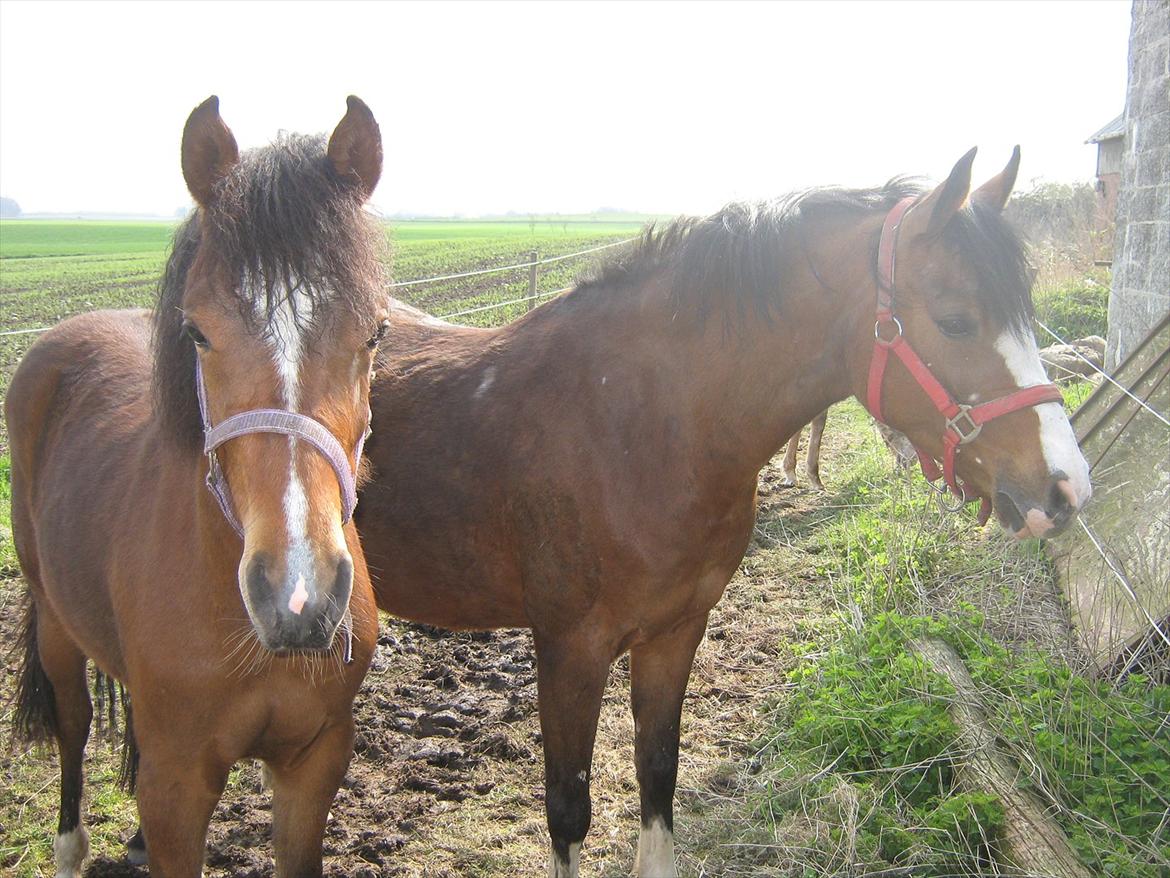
left=1033, top=274, right=1110, bottom=342
left=754, top=612, right=1170, bottom=877
left=0, top=455, right=15, bottom=574
left=740, top=397, right=1168, bottom=877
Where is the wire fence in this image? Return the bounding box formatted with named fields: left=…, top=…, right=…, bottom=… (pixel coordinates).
left=1034, top=318, right=1169, bottom=428
left=0, top=236, right=637, bottom=339
left=2, top=242, right=1166, bottom=661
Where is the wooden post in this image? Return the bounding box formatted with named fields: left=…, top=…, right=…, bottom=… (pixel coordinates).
left=527, top=250, right=538, bottom=311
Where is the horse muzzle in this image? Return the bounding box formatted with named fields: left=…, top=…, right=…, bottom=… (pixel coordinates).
left=242, top=552, right=354, bottom=652
left=993, top=472, right=1088, bottom=540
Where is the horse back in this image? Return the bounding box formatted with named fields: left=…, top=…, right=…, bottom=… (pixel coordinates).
left=6, top=309, right=156, bottom=671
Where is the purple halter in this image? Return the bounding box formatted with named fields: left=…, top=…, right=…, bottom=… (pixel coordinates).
left=195, top=358, right=370, bottom=537
left=195, top=359, right=368, bottom=664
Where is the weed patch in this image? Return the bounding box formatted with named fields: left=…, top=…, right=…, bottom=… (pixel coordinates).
left=757, top=612, right=1170, bottom=877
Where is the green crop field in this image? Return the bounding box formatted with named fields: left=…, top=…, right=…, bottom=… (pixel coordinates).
left=0, top=217, right=642, bottom=452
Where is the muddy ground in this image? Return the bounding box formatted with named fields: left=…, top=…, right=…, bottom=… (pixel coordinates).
left=0, top=453, right=845, bottom=877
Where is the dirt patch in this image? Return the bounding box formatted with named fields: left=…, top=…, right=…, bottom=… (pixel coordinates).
left=0, top=451, right=837, bottom=877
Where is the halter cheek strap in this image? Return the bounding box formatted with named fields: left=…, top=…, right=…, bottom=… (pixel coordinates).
left=865, top=197, right=1064, bottom=525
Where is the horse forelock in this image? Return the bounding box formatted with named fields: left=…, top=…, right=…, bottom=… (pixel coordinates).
left=571, top=177, right=1033, bottom=333
left=152, top=132, right=385, bottom=451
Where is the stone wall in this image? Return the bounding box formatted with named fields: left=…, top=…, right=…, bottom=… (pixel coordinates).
left=1107, top=0, right=1170, bottom=370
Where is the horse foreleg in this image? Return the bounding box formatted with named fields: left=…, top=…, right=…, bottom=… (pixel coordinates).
left=806, top=409, right=827, bottom=491
left=134, top=731, right=229, bottom=877
left=269, top=720, right=355, bottom=878
left=36, top=607, right=93, bottom=878
left=780, top=430, right=801, bottom=486
left=534, top=630, right=611, bottom=878
left=629, top=614, right=708, bottom=878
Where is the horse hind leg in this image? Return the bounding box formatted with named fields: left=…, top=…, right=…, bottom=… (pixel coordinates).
left=16, top=599, right=93, bottom=878
left=629, top=614, right=708, bottom=878
left=780, top=430, right=801, bottom=486
left=805, top=409, right=828, bottom=492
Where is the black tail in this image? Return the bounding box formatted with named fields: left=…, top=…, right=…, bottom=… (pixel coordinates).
left=94, top=670, right=139, bottom=792
left=12, top=599, right=59, bottom=746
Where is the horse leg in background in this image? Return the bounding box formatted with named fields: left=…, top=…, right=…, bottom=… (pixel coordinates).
left=780, top=410, right=828, bottom=490
left=804, top=409, right=828, bottom=491
left=534, top=630, right=612, bottom=878
left=134, top=723, right=231, bottom=877
left=31, top=603, right=93, bottom=878
left=269, top=721, right=356, bottom=878
left=630, top=615, right=709, bottom=878
left=779, top=428, right=802, bottom=487
left=875, top=420, right=917, bottom=470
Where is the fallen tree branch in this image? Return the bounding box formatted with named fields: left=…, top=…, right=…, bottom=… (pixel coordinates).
left=910, top=637, right=1093, bottom=878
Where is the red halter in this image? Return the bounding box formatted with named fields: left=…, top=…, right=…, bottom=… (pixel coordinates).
left=865, top=197, right=1064, bottom=525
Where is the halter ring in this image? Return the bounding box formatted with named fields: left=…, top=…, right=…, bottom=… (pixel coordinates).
left=874, top=315, right=903, bottom=344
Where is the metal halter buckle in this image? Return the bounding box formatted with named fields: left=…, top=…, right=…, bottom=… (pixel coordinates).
left=945, top=405, right=982, bottom=445
left=873, top=315, right=903, bottom=345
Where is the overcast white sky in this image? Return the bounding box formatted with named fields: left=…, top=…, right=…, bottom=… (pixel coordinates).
left=0, top=0, right=1132, bottom=217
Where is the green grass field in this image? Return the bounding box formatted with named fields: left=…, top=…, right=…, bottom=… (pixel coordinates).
left=0, top=218, right=641, bottom=452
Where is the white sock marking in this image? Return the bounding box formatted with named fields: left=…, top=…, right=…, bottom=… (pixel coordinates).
left=54, top=826, right=89, bottom=878
left=993, top=331, right=1092, bottom=507
left=547, top=842, right=581, bottom=878
left=636, top=817, right=677, bottom=877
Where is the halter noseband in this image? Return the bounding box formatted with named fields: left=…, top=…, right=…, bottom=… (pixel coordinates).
left=195, top=359, right=370, bottom=537
left=865, top=196, right=1064, bottom=525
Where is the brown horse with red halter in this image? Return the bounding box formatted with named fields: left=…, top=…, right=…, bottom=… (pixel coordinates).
left=7, top=96, right=385, bottom=877
left=357, top=147, right=1090, bottom=877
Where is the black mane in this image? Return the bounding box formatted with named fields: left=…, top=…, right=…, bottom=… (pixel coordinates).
left=575, top=178, right=1033, bottom=332
left=153, top=133, right=385, bottom=450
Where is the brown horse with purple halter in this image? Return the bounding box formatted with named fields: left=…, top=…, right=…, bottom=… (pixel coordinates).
left=356, top=147, right=1091, bottom=876
left=7, top=96, right=386, bottom=877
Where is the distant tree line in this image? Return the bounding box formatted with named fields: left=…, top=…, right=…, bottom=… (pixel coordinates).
left=1005, top=182, right=1099, bottom=249
left=0, top=197, right=21, bottom=218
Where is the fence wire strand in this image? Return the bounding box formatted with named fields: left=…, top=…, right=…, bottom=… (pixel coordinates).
left=1035, top=318, right=1170, bottom=428
left=0, top=236, right=636, bottom=338
left=387, top=237, right=635, bottom=289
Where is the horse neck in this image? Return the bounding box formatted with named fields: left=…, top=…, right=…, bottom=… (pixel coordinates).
left=549, top=214, right=880, bottom=482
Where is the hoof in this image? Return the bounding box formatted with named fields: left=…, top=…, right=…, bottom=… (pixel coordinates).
left=779, top=475, right=797, bottom=487
left=126, top=826, right=148, bottom=866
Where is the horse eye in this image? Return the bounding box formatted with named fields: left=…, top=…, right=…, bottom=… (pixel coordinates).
left=183, top=320, right=210, bottom=349
left=936, top=316, right=974, bottom=339
left=366, top=319, right=390, bottom=350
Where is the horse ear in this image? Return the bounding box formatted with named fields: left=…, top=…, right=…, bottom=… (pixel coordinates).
left=971, top=145, right=1021, bottom=213
left=181, top=96, right=240, bottom=208
left=904, top=147, right=978, bottom=239
left=327, top=96, right=383, bottom=199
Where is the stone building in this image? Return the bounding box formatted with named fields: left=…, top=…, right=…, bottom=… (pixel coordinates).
left=1107, top=0, right=1169, bottom=370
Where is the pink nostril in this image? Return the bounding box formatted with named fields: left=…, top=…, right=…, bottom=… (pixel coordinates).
left=1056, top=478, right=1079, bottom=511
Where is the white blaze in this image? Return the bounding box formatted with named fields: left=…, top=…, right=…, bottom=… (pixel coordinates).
left=993, top=331, right=1092, bottom=507
left=267, top=288, right=321, bottom=600
left=636, top=817, right=677, bottom=877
